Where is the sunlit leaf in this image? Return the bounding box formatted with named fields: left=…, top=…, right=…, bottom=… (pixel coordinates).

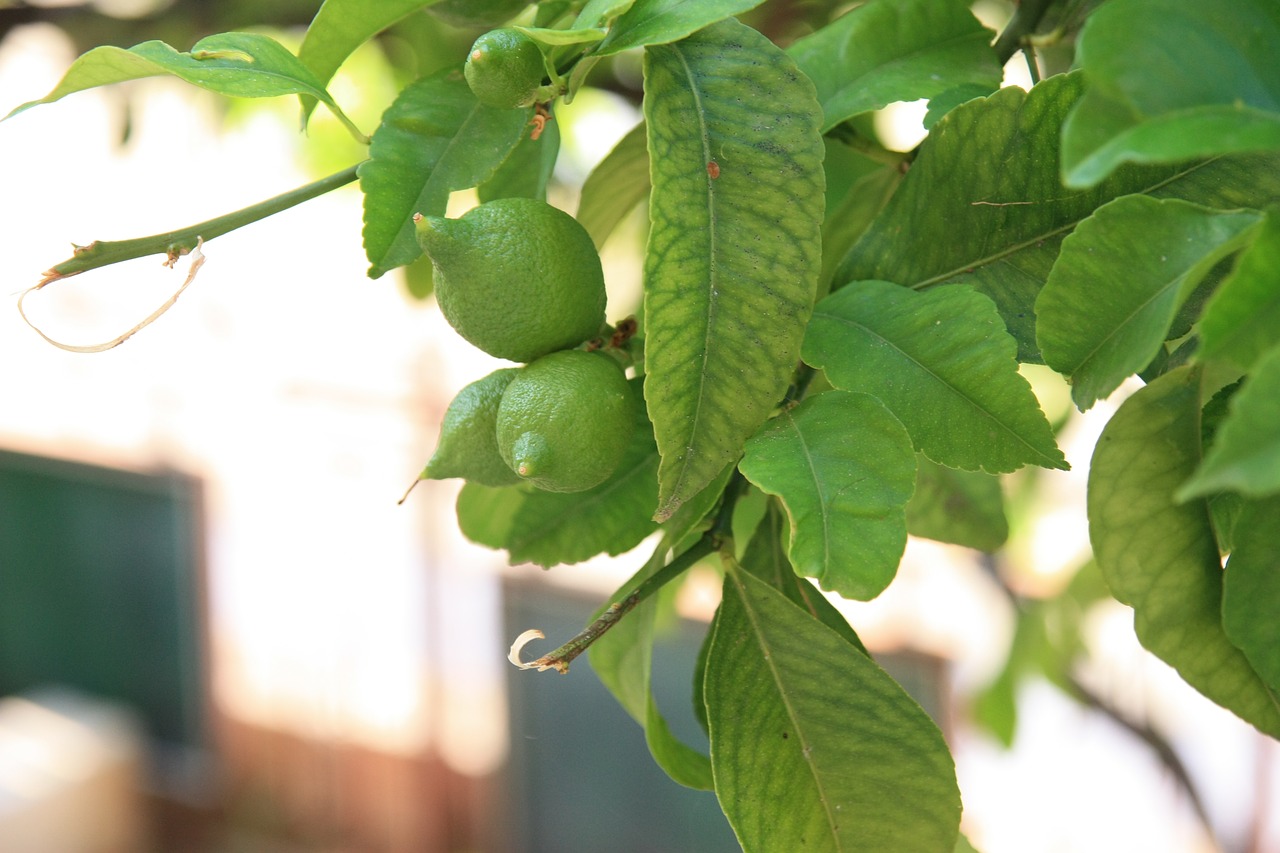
left=576, top=121, right=649, bottom=249
left=1037, top=196, right=1261, bottom=410
left=643, top=20, right=824, bottom=520
left=738, top=392, right=915, bottom=600
left=1179, top=345, right=1280, bottom=500
left=787, top=0, right=1000, bottom=131
left=805, top=281, right=1066, bottom=473
left=594, top=0, right=769, bottom=56
left=706, top=565, right=961, bottom=852
left=1198, top=211, right=1280, bottom=372
left=358, top=69, right=529, bottom=277
left=1061, top=0, right=1280, bottom=187
left=1087, top=367, right=1280, bottom=737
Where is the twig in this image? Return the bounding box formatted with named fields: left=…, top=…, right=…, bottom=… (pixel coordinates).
left=992, top=0, right=1057, bottom=66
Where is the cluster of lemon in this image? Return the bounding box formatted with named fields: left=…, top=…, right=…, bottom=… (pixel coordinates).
left=416, top=199, right=636, bottom=494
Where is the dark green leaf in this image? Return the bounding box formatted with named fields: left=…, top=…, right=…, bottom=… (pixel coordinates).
left=1062, top=0, right=1280, bottom=187
left=576, top=121, right=649, bottom=249
left=820, top=162, right=902, bottom=295
left=1179, top=345, right=1280, bottom=500
left=805, top=281, right=1066, bottom=473
left=1037, top=196, right=1261, bottom=410
left=924, top=83, right=997, bottom=130
left=358, top=69, right=529, bottom=277
left=455, top=406, right=659, bottom=566
left=706, top=566, right=960, bottom=852
left=7, top=32, right=359, bottom=135
left=906, top=456, right=1008, bottom=552
left=1087, top=367, right=1280, bottom=737
left=594, top=0, right=769, bottom=57
left=297, top=0, right=438, bottom=124
left=836, top=72, right=1280, bottom=361
left=1199, top=211, right=1280, bottom=371
left=787, top=0, right=1001, bottom=131
left=478, top=116, right=561, bottom=203
left=739, top=392, right=916, bottom=600
left=642, top=20, right=825, bottom=520
left=1222, top=497, right=1280, bottom=695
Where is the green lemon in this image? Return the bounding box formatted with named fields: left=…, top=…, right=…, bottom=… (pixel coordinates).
left=496, top=350, right=637, bottom=492
left=428, top=0, right=529, bottom=29
left=415, top=198, right=607, bottom=363
left=464, top=28, right=547, bottom=109
left=424, top=368, right=522, bottom=486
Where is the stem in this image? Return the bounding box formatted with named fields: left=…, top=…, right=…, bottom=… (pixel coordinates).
left=39, top=162, right=363, bottom=285
left=514, top=536, right=717, bottom=673
left=992, top=0, right=1056, bottom=65
left=1023, top=44, right=1042, bottom=84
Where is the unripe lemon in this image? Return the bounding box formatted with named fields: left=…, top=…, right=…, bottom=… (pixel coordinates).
left=464, top=28, right=546, bottom=109
left=496, top=350, right=636, bottom=492
left=415, top=198, right=606, bottom=363
left=424, top=368, right=522, bottom=487
left=428, top=0, right=528, bottom=29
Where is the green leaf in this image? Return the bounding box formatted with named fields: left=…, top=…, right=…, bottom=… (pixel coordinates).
left=1222, top=497, right=1280, bottom=695
left=589, top=544, right=714, bottom=790
left=740, top=502, right=869, bottom=655
left=1179, top=345, right=1280, bottom=500
left=576, top=121, right=649, bottom=249
left=358, top=69, right=529, bottom=278
left=1062, top=0, right=1280, bottom=187
left=594, top=0, right=769, bottom=57
left=642, top=20, right=825, bottom=521
left=455, top=406, right=659, bottom=566
left=1087, top=367, right=1280, bottom=737
left=1199, top=211, right=1280, bottom=371
left=924, top=83, right=997, bottom=130
left=6, top=32, right=361, bottom=137
left=706, top=565, right=961, bottom=852
left=819, top=162, right=902, bottom=295
left=478, top=117, right=561, bottom=203
left=738, top=392, right=916, bottom=601
left=955, top=833, right=983, bottom=853
left=573, top=0, right=636, bottom=27
left=805, top=281, right=1067, bottom=473
left=786, top=0, right=1001, bottom=131
left=1037, top=196, right=1262, bottom=410
left=836, top=71, right=1280, bottom=362
left=906, top=456, right=1008, bottom=552
left=297, top=0, right=438, bottom=124
left=514, top=25, right=608, bottom=46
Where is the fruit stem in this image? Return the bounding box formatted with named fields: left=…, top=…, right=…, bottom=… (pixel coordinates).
left=36, top=162, right=363, bottom=285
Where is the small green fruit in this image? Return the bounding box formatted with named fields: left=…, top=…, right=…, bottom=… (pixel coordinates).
left=496, top=350, right=636, bottom=492
left=464, top=28, right=547, bottom=109
left=424, top=368, right=522, bottom=486
left=415, top=198, right=607, bottom=363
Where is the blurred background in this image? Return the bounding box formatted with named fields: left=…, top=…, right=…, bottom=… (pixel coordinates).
left=0, top=1, right=1276, bottom=851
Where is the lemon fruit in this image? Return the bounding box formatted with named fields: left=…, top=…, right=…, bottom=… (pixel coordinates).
left=428, top=0, right=528, bottom=29
left=496, top=350, right=636, bottom=492
left=424, top=368, right=522, bottom=486
left=464, top=28, right=549, bottom=110
left=415, top=198, right=606, bottom=363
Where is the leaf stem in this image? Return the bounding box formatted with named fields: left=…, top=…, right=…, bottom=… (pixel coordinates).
left=992, top=0, right=1056, bottom=65
left=38, top=162, right=363, bottom=285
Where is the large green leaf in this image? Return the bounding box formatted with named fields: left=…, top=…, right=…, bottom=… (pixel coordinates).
left=1221, top=498, right=1280, bottom=695
left=1179, top=345, right=1280, bottom=500
left=705, top=565, right=961, bottom=852
left=836, top=72, right=1280, bottom=362
left=358, top=69, right=529, bottom=278
left=594, top=0, right=768, bottom=57
left=588, top=543, right=714, bottom=789
left=1087, top=367, right=1280, bottom=737
left=906, top=456, right=1008, bottom=552
left=455, top=406, right=659, bottom=566
left=1037, top=197, right=1262, bottom=410
left=1198, top=211, right=1280, bottom=372
left=805, top=281, right=1066, bottom=473
left=576, top=121, right=649, bottom=249
left=642, top=20, right=825, bottom=520
left=738, top=392, right=916, bottom=601
left=6, top=32, right=360, bottom=136
left=297, top=0, right=438, bottom=124
left=1061, top=0, right=1280, bottom=187
left=787, top=0, right=1000, bottom=131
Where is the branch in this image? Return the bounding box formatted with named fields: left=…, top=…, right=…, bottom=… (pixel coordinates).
left=993, top=0, right=1057, bottom=65
left=37, top=162, right=363, bottom=285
